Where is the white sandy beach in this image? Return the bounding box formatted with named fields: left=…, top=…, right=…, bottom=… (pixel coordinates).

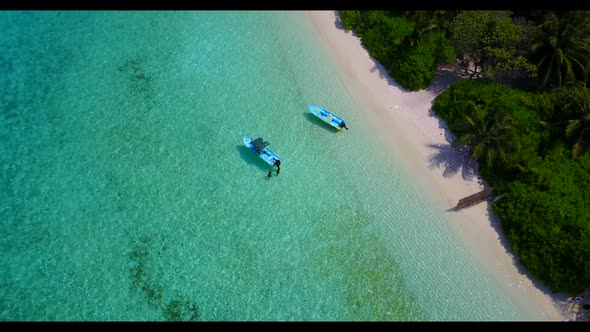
left=305, top=10, right=573, bottom=321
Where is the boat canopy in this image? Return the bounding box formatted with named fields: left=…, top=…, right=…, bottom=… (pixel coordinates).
left=251, top=137, right=270, bottom=151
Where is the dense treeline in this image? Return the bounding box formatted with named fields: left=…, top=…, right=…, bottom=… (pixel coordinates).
left=433, top=80, right=590, bottom=292
left=339, top=10, right=590, bottom=293
left=339, top=11, right=456, bottom=90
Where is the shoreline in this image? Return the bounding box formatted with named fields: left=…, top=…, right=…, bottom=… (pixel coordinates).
left=305, top=10, right=572, bottom=321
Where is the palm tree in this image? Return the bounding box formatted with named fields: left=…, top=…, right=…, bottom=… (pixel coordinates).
left=406, top=11, right=434, bottom=47
left=452, top=102, right=520, bottom=169
left=530, top=11, right=590, bottom=89
left=559, top=82, right=590, bottom=158
left=406, top=10, right=454, bottom=47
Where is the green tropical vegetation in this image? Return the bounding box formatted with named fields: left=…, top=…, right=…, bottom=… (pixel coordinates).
left=339, top=10, right=454, bottom=90
left=338, top=10, right=590, bottom=295
left=530, top=11, right=590, bottom=89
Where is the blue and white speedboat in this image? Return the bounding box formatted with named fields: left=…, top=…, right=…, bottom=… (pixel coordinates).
left=309, top=105, right=349, bottom=130
left=243, top=136, right=281, bottom=167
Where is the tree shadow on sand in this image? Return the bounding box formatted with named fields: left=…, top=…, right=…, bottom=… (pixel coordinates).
left=331, top=10, right=413, bottom=93
left=368, top=62, right=413, bottom=93
left=427, top=143, right=478, bottom=180
left=483, top=200, right=576, bottom=315
left=425, top=66, right=463, bottom=95
left=444, top=177, right=576, bottom=314
left=333, top=11, right=466, bottom=96
left=425, top=104, right=458, bottom=144
left=563, top=294, right=590, bottom=321
left=333, top=11, right=346, bottom=31
left=331, top=11, right=582, bottom=318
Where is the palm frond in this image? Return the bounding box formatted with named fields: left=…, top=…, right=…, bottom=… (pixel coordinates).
left=565, top=119, right=581, bottom=138
left=486, top=148, right=496, bottom=168
left=471, top=143, right=486, bottom=160
left=497, top=144, right=510, bottom=163
left=572, top=142, right=584, bottom=159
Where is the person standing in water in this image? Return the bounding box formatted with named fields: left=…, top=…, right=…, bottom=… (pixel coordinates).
left=340, top=121, right=349, bottom=130
left=274, top=160, right=281, bottom=175
left=267, top=171, right=272, bottom=178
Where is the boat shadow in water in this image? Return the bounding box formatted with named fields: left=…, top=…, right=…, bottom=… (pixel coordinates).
left=236, top=145, right=273, bottom=172
left=303, top=112, right=340, bottom=133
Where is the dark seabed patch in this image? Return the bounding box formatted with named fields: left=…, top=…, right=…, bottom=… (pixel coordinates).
left=305, top=206, right=428, bottom=320
left=128, top=233, right=200, bottom=321
left=163, top=295, right=200, bottom=321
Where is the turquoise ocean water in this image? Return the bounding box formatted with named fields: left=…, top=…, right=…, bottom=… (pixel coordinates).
left=0, top=11, right=541, bottom=321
